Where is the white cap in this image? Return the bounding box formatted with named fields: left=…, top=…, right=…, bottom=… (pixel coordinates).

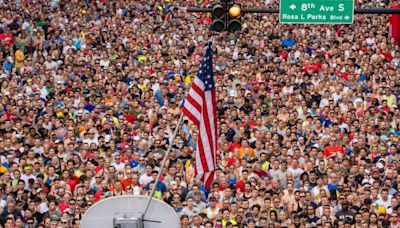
left=133, top=136, right=141, bottom=141
left=133, top=186, right=140, bottom=195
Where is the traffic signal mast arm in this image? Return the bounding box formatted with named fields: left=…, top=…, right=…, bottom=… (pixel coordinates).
left=190, top=7, right=400, bottom=14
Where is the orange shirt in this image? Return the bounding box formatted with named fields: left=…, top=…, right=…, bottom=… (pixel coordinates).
left=15, top=49, right=24, bottom=68
left=239, top=147, right=256, bottom=158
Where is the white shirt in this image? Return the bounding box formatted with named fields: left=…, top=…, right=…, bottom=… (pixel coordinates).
left=44, top=60, right=58, bottom=71
left=139, top=174, right=153, bottom=186
left=21, top=174, right=36, bottom=191
left=111, top=162, right=125, bottom=172
left=376, top=195, right=392, bottom=209
left=287, top=167, right=303, bottom=179
left=319, top=98, right=329, bottom=108
left=366, top=37, right=375, bottom=45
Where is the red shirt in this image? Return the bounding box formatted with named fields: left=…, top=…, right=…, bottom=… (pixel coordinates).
left=235, top=180, right=245, bottom=192
left=381, top=51, right=393, bottom=61
left=123, top=113, right=135, bottom=123
left=121, top=179, right=133, bottom=190
left=0, top=33, right=14, bottom=45
left=228, top=142, right=241, bottom=152
left=95, top=189, right=104, bottom=201
left=323, top=145, right=345, bottom=157
left=66, top=176, right=80, bottom=193
left=58, top=202, right=70, bottom=213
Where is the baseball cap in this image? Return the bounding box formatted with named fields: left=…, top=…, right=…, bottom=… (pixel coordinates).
left=372, top=168, right=379, bottom=173
left=376, top=162, right=384, bottom=169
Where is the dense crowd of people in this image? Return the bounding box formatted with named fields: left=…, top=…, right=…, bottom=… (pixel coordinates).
left=0, top=0, right=400, bottom=227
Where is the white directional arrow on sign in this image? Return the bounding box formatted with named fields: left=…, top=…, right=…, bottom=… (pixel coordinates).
left=289, top=4, right=296, bottom=10
left=344, top=15, right=349, bottom=20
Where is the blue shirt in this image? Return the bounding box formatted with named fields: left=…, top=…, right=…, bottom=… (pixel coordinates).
left=145, top=182, right=167, bottom=193
left=281, top=39, right=296, bottom=47
left=84, top=104, right=95, bottom=113
left=328, top=183, right=339, bottom=191
left=129, top=160, right=138, bottom=168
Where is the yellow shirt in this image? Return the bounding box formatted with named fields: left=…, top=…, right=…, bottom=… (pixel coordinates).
left=138, top=83, right=147, bottom=91
left=15, top=49, right=24, bottom=68
left=101, top=116, right=119, bottom=125
left=222, top=219, right=237, bottom=227
left=382, top=95, right=395, bottom=108
left=262, top=161, right=270, bottom=171
left=138, top=55, right=147, bottom=62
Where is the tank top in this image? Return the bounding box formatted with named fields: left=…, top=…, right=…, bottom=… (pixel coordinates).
left=227, top=173, right=237, bottom=185
left=243, top=192, right=252, bottom=200
left=206, top=207, right=219, bottom=219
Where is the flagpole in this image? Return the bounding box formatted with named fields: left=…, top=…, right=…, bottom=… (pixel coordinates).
left=143, top=111, right=185, bottom=218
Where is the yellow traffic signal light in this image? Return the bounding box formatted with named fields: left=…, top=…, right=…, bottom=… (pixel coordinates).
left=229, top=5, right=241, bottom=18
left=228, top=4, right=242, bottom=32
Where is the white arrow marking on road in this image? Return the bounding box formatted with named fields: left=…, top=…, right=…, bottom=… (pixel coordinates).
left=344, top=16, right=349, bottom=20
left=289, top=4, right=296, bottom=10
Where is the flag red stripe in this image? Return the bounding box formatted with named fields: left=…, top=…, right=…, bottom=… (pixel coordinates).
left=182, top=107, right=200, bottom=126
left=185, top=94, right=202, bottom=113
left=199, top=91, right=215, bottom=166
left=197, top=133, right=210, bottom=173
left=205, top=171, right=215, bottom=189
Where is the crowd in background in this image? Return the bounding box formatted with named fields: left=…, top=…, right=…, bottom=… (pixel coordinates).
left=0, top=0, right=400, bottom=227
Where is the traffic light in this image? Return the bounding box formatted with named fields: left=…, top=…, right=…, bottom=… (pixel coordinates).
left=211, top=4, right=226, bottom=32
left=228, top=4, right=241, bottom=32
left=211, top=2, right=242, bottom=33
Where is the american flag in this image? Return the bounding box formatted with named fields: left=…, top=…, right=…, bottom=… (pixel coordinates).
left=182, top=42, right=217, bottom=190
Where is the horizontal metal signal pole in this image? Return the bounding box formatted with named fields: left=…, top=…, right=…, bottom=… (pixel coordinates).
left=187, top=7, right=400, bottom=14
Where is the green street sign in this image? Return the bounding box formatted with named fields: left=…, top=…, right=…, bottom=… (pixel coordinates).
left=279, top=0, right=354, bottom=24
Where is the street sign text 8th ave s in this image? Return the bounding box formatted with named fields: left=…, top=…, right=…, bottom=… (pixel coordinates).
left=279, top=0, right=354, bottom=24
